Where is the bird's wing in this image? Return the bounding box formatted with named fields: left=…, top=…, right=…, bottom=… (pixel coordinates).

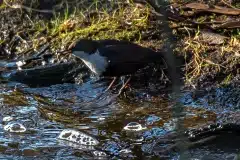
left=97, top=39, right=134, bottom=46
left=98, top=44, right=160, bottom=64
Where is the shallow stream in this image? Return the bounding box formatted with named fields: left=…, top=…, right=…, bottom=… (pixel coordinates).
left=0, top=61, right=240, bottom=160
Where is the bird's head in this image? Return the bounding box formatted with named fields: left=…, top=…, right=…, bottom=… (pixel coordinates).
left=71, top=39, right=99, bottom=58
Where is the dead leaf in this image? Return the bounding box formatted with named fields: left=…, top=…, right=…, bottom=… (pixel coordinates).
left=215, top=21, right=240, bottom=29
left=200, top=31, right=227, bottom=45
left=184, top=3, right=240, bottom=15
left=235, top=51, right=240, bottom=57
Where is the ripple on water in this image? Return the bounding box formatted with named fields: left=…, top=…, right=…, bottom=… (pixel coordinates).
left=123, top=122, right=147, bottom=132
left=0, top=75, right=239, bottom=159
left=92, top=150, right=108, bottom=159
left=58, top=129, right=99, bottom=146
left=2, top=116, right=14, bottom=122
left=4, top=122, right=27, bottom=133
left=145, top=115, right=162, bottom=125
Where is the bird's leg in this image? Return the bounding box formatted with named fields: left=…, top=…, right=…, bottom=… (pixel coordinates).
left=105, top=77, right=117, bottom=91
left=110, top=78, right=124, bottom=88
left=85, top=76, right=130, bottom=104
left=118, top=76, right=131, bottom=95
left=88, top=77, right=117, bottom=102
left=91, top=76, right=116, bottom=89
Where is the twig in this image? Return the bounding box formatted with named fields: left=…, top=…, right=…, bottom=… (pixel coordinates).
left=221, top=0, right=240, bottom=10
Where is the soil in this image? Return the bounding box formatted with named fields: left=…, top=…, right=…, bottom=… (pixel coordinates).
left=0, top=0, right=239, bottom=89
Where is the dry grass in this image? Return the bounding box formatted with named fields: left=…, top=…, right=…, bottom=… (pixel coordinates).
left=182, top=28, right=240, bottom=86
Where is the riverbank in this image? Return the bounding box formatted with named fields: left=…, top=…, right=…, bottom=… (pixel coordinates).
left=0, top=1, right=240, bottom=159
left=1, top=0, right=239, bottom=89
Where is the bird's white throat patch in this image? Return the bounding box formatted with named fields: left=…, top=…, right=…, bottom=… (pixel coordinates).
left=73, top=50, right=108, bottom=75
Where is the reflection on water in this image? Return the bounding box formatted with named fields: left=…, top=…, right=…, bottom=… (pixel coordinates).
left=0, top=79, right=239, bottom=159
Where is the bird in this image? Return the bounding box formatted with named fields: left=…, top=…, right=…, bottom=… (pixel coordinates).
left=70, top=39, right=166, bottom=96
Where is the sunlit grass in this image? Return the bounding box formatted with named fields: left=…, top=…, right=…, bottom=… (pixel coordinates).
left=1, top=0, right=239, bottom=86
left=183, top=28, right=240, bottom=85
left=29, top=1, right=150, bottom=51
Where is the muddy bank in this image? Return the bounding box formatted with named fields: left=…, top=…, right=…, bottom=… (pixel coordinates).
left=0, top=0, right=239, bottom=88
left=0, top=0, right=240, bottom=159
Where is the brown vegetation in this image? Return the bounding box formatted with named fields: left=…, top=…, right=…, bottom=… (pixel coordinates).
left=0, top=0, right=239, bottom=88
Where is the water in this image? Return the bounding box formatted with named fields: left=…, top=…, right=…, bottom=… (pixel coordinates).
left=0, top=74, right=240, bottom=159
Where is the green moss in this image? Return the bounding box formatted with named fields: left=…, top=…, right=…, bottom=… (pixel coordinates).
left=0, top=40, right=5, bottom=44
left=30, top=1, right=150, bottom=51
left=221, top=74, right=232, bottom=86
left=0, top=3, right=7, bottom=9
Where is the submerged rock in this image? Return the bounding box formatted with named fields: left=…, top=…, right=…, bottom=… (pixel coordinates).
left=2, top=62, right=81, bottom=87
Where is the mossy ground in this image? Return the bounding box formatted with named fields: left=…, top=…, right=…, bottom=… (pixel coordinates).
left=0, top=0, right=239, bottom=88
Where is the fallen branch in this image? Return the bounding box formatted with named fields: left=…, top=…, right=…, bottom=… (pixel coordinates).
left=183, top=2, right=240, bottom=16
left=215, top=21, right=240, bottom=29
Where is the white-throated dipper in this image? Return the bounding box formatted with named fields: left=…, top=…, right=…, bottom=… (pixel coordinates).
left=71, top=39, right=166, bottom=95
